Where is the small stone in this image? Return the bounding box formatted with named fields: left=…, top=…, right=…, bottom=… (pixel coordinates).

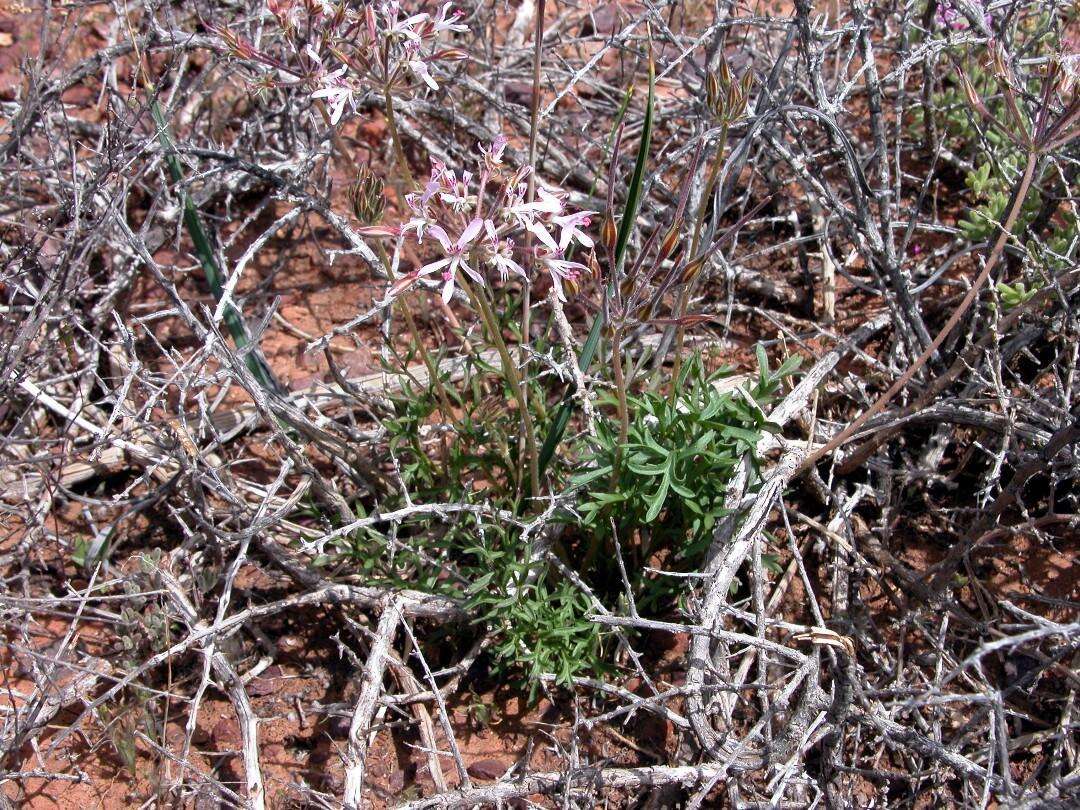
left=247, top=665, right=284, bottom=696
left=467, top=759, right=507, bottom=780
left=387, top=770, right=406, bottom=792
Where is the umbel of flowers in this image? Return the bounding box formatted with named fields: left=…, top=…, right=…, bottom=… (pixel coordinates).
left=216, top=1, right=468, bottom=125
left=369, top=135, right=593, bottom=304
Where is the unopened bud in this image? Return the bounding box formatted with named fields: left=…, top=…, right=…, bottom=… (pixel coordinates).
left=718, top=57, right=732, bottom=91
left=587, top=250, right=602, bottom=280
left=563, top=273, right=581, bottom=297
left=957, top=69, right=993, bottom=122
left=349, top=166, right=385, bottom=225
left=365, top=5, right=378, bottom=42
left=706, top=72, right=720, bottom=112
left=991, top=42, right=1010, bottom=83
left=434, top=47, right=469, bottom=61
left=602, top=214, right=617, bottom=256
left=387, top=271, right=420, bottom=299
left=680, top=254, right=708, bottom=285
left=216, top=26, right=258, bottom=61
left=659, top=225, right=681, bottom=261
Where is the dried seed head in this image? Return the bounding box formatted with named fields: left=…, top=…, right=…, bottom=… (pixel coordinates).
left=1057, top=50, right=1080, bottom=98
left=349, top=166, right=385, bottom=225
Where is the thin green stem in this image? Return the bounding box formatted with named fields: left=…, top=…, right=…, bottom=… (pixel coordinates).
left=670, top=123, right=727, bottom=390
left=457, top=275, right=542, bottom=501
left=383, top=85, right=415, bottom=190
left=519, top=0, right=547, bottom=456
left=611, top=326, right=630, bottom=458
left=374, top=243, right=455, bottom=416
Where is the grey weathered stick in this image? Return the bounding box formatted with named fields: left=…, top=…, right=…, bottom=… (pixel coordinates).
left=342, top=598, right=403, bottom=809
left=397, top=764, right=730, bottom=809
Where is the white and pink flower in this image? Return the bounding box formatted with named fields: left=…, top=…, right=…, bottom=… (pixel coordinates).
left=419, top=218, right=486, bottom=302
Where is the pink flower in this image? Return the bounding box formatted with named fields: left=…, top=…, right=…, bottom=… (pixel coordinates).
left=542, top=256, right=587, bottom=301
left=935, top=0, right=991, bottom=31
left=383, top=2, right=429, bottom=42
left=403, top=180, right=441, bottom=241
left=483, top=220, right=526, bottom=281
left=479, top=135, right=508, bottom=168
left=419, top=218, right=485, bottom=302
left=407, top=52, right=439, bottom=91
left=438, top=169, right=475, bottom=212
left=552, top=210, right=595, bottom=251
left=432, top=3, right=468, bottom=35
left=504, top=187, right=563, bottom=230
left=311, top=66, right=354, bottom=124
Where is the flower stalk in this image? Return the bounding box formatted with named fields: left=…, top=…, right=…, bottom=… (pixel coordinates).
left=457, top=273, right=542, bottom=500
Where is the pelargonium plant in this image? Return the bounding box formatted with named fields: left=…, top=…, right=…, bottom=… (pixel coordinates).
left=365, top=136, right=596, bottom=499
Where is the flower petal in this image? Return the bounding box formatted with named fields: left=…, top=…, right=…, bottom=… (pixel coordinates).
left=419, top=257, right=451, bottom=276
left=459, top=217, right=484, bottom=246
left=427, top=224, right=452, bottom=252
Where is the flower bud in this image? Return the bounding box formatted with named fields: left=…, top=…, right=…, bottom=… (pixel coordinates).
left=602, top=214, right=617, bottom=256
left=587, top=250, right=602, bottom=281
left=387, top=271, right=420, bottom=299
left=563, top=273, right=581, bottom=298
left=680, top=254, right=708, bottom=285
left=706, top=72, right=720, bottom=112
left=659, top=224, right=681, bottom=261
left=216, top=26, right=258, bottom=61
left=434, top=48, right=469, bottom=61
left=349, top=166, right=385, bottom=225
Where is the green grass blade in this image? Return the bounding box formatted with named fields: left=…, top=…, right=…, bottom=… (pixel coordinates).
left=613, top=60, right=654, bottom=271
left=150, top=98, right=281, bottom=394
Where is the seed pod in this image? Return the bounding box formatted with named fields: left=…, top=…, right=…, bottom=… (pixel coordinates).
left=349, top=166, right=385, bottom=225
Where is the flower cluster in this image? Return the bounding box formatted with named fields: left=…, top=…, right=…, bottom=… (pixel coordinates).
left=216, top=1, right=468, bottom=125
left=370, top=136, right=594, bottom=304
